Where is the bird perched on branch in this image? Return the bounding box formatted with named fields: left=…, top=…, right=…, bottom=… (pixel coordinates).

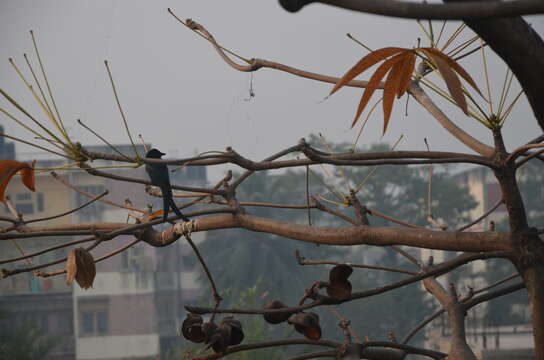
left=145, top=148, right=190, bottom=223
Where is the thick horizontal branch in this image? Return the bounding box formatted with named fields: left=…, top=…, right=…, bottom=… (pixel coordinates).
left=280, top=0, right=544, bottom=19
left=186, top=214, right=513, bottom=252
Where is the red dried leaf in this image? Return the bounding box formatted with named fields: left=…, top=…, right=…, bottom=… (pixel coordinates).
left=421, top=49, right=468, bottom=114
left=0, top=160, right=35, bottom=202
left=330, top=47, right=406, bottom=96
left=351, top=52, right=406, bottom=128
left=397, top=51, right=416, bottom=98
left=421, top=47, right=482, bottom=96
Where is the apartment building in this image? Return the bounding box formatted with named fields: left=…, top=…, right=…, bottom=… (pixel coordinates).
left=0, top=142, right=206, bottom=359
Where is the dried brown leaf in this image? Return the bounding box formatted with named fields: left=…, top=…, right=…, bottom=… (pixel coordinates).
left=397, top=51, right=416, bottom=98
left=351, top=52, right=405, bottom=128
left=382, top=58, right=406, bottom=134
left=0, top=160, right=35, bottom=202
left=330, top=47, right=405, bottom=96
left=421, top=47, right=482, bottom=96
left=74, top=248, right=96, bottom=289
left=65, top=249, right=77, bottom=286
left=422, top=49, right=468, bottom=114
left=20, top=160, right=36, bottom=192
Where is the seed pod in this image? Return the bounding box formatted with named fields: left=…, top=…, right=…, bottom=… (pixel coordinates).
left=221, top=317, right=244, bottom=346
left=329, top=264, right=353, bottom=283
left=327, top=264, right=353, bottom=301
left=202, top=321, right=219, bottom=344
left=181, top=313, right=205, bottom=343
left=263, top=300, right=291, bottom=324
left=288, top=312, right=321, bottom=340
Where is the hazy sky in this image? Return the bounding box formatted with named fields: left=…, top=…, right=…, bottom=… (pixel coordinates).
left=1, top=0, right=543, bottom=180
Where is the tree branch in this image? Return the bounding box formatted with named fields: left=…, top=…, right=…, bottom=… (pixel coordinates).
left=279, top=0, right=544, bottom=19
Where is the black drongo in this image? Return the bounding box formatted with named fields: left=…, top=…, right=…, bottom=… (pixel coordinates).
left=145, top=148, right=190, bottom=223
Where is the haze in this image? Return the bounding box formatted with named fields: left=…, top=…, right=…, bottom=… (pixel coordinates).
left=1, top=0, right=543, bottom=180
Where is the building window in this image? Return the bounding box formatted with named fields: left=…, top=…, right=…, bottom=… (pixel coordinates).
left=79, top=299, right=108, bottom=336
left=36, top=193, right=44, bottom=212
left=16, top=193, right=32, bottom=201
left=13, top=192, right=45, bottom=215
left=15, top=202, right=34, bottom=215
left=75, top=185, right=105, bottom=221
left=80, top=310, right=108, bottom=335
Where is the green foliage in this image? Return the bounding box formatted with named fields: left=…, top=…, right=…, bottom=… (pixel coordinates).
left=0, top=310, right=58, bottom=360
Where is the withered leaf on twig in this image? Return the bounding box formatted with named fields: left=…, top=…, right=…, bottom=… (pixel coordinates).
left=0, top=160, right=36, bottom=202
left=65, top=248, right=96, bottom=289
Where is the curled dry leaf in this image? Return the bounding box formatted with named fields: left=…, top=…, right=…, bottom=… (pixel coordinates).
left=65, top=248, right=96, bottom=289
left=0, top=160, right=36, bottom=202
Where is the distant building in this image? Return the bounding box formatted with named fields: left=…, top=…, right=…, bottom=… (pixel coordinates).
left=422, top=166, right=533, bottom=359
left=0, top=125, right=15, bottom=160
left=0, top=143, right=207, bottom=360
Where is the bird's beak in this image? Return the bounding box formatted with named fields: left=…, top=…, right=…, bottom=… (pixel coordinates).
left=159, top=151, right=166, bottom=156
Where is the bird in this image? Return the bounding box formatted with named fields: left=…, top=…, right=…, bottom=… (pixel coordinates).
left=145, top=148, right=190, bottom=223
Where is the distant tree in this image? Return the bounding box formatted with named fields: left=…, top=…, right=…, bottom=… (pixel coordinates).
left=0, top=310, right=58, bottom=360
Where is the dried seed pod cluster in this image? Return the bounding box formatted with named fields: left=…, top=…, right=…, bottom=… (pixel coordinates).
left=262, top=299, right=322, bottom=340
left=181, top=314, right=244, bottom=353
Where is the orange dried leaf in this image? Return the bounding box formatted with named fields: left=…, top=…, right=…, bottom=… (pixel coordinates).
left=351, top=52, right=406, bottom=128
left=397, top=51, right=416, bottom=98
left=148, top=209, right=164, bottom=221
left=422, top=49, right=468, bottom=114
left=20, top=160, right=36, bottom=192
left=75, top=248, right=96, bottom=289
left=65, top=249, right=77, bottom=286
left=421, top=47, right=482, bottom=96
left=0, top=160, right=35, bottom=202
left=382, top=58, right=406, bottom=134
left=330, top=47, right=405, bottom=96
